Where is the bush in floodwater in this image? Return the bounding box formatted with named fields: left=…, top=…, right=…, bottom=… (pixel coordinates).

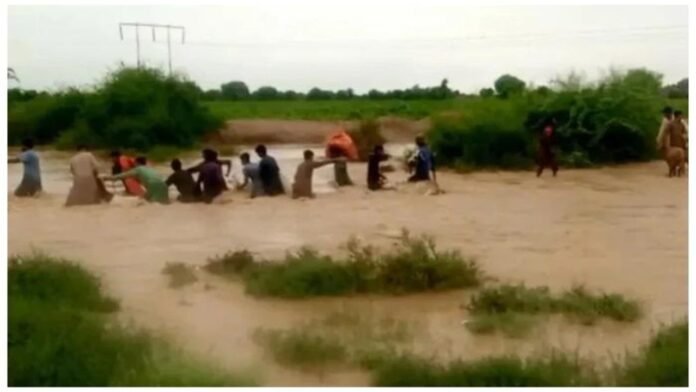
left=162, top=262, right=198, bottom=288
left=8, top=253, right=255, bottom=387
left=465, top=284, right=641, bottom=333
left=615, top=320, right=687, bottom=386
left=207, top=233, right=482, bottom=298
left=347, top=118, right=387, bottom=161
left=369, top=352, right=599, bottom=387
left=253, top=328, right=348, bottom=369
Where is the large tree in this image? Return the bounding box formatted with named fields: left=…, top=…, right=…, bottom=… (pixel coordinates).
left=220, top=81, right=250, bottom=100
left=494, top=74, right=526, bottom=98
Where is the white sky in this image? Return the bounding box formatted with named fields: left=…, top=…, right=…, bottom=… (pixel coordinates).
left=7, top=4, right=689, bottom=93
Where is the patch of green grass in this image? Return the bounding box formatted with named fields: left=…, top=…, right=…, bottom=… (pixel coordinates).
left=253, top=328, right=348, bottom=370
left=466, top=284, right=641, bottom=330
left=162, top=262, right=198, bottom=288
left=616, top=320, right=688, bottom=386
left=369, top=352, right=600, bottom=386
left=9, top=252, right=119, bottom=312
left=206, top=232, right=482, bottom=298
left=464, top=312, right=538, bottom=338
left=8, top=253, right=256, bottom=387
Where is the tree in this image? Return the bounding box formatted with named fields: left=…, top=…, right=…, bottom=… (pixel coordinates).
left=479, top=88, right=495, bottom=98
left=662, top=78, right=688, bottom=99
left=220, top=81, right=250, bottom=100
left=494, top=74, right=526, bottom=98
left=306, top=87, right=335, bottom=100
left=251, top=86, right=280, bottom=100
left=202, top=89, right=223, bottom=100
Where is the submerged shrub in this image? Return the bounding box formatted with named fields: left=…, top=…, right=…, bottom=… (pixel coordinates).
left=206, top=233, right=482, bottom=298
left=348, top=118, right=386, bottom=161
left=466, top=284, right=641, bottom=331
left=253, top=328, right=348, bottom=369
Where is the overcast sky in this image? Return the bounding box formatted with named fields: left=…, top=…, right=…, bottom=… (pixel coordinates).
left=7, top=4, right=689, bottom=93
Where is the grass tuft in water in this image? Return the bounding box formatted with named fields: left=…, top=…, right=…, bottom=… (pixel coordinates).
left=162, top=262, right=198, bottom=288
left=253, top=328, right=348, bottom=370
left=464, top=312, right=538, bottom=338
left=465, top=283, right=641, bottom=334
left=206, top=231, right=482, bottom=298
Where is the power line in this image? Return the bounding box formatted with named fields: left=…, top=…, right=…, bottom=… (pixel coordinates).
left=119, top=22, right=186, bottom=75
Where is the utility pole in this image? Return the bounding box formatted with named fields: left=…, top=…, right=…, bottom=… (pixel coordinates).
left=119, top=22, right=185, bottom=75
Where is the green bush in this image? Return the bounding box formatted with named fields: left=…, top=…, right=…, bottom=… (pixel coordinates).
left=205, top=233, right=482, bottom=298
left=347, top=118, right=386, bottom=161
left=8, top=66, right=222, bottom=151
left=428, top=98, right=535, bottom=169
left=617, top=321, right=687, bottom=386
left=8, top=253, right=254, bottom=387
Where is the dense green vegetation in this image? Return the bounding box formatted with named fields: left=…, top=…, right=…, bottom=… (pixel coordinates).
left=256, top=315, right=686, bottom=386
left=204, top=232, right=482, bottom=298
left=429, top=69, right=689, bottom=169
left=8, top=253, right=254, bottom=387
left=8, top=67, right=221, bottom=151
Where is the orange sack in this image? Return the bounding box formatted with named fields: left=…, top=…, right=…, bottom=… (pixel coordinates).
left=325, top=130, right=358, bottom=160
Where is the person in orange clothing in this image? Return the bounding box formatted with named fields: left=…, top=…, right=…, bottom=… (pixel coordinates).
left=110, top=150, right=145, bottom=196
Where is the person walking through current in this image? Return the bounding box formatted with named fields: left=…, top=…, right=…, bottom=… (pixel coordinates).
left=103, top=156, right=169, bottom=204
left=236, top=152, right=264, bottom=198
left=166, top=159, right=201, bottom=203
left=255, top=144, right=285, bottom=196
left=367, top=144, right=392, bottom=191
left=65, top=145, right=113, bottom=206
left=408, top=136, right=436, bottom=182
left=187, top=148, right=232, bottom=180
left=291, top=150, right=343, bottom=199
left=327, top=145, right=353, bottom=186
left=8, top=138, right=42, bottom=197
left=656, top=106, right=674, bottom=153
left=536, top=119, right=559, bottom=177
left=191, top=149, right=229, bottom=203
left=110, top=150, right=145, bottom=197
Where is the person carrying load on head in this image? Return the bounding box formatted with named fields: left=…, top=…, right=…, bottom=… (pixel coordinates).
left=325, top=129, right=358, bottom=187
left=110, top=150, right=145, bottom=197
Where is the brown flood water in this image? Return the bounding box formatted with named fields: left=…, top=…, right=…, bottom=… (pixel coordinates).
left=7, top=148, right=688, bottom=386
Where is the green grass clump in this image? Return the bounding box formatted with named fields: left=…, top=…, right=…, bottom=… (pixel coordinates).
left=616, top=321, right=688, bottom=386
left=9, top=253, right=119, bottom=312
left=206, top=232, right=482, bottom=298
left=254, top=328, right=348, bottom=369
left=468, top=284, right=640, bottom=323
left=8, top=253, right=255, bottom=387
left=369, top=353, right=599, bottom=386
left=162, top=262, right=198, bottom=288
left=464, top=312, right=537, bottom=338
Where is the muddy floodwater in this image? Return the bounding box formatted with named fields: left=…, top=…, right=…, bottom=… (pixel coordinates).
left=7, top=147, right=688, bottom=386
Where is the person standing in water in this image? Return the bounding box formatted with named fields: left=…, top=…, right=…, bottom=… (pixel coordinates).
left=256, top=144, right=285, bottom=196
left=291, top=150, right=343, bottom=199
left=408, top=136, right=436, bottom=182
left=8, top=138, right=42, bottom=197
left=536, top=119, right=559, bottom=177
left=187, top=148, right=232, bottom=180
left=192, top=149, right=228, bottom=203
left=236, top=152, right=265, bottom=198
left=110, top=150, right=145, bottom=197
left=367, top=144, right=392, bottom=191
left=166, top=159, right=201, bottom=203
left=327, top=145, right=353, bottom=186
left=65, top=145, right=113, bottom=206
left=103, top=156, right=169, bottom=204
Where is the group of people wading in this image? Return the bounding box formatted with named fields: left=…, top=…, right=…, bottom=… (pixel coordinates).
left=8, top=109, right=688, bottom=204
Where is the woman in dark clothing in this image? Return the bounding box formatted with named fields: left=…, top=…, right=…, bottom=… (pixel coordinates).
left=536, top=120, right=559, bottom=177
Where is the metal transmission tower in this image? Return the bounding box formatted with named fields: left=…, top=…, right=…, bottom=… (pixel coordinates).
left=119, top=23, right=186, bottom=75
